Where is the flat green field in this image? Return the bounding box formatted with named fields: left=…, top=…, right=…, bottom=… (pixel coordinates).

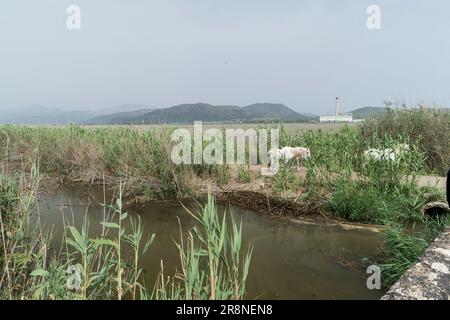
left=80, top=122, right=350, bottom=134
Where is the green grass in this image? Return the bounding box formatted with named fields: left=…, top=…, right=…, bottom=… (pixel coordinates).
left=237, top=165, right=251, bottom=183
left=378, top=216, right=449, bottom=287
left=271, top=165, right=298, bottom=195
left=153, top=194, right=253, bottom=300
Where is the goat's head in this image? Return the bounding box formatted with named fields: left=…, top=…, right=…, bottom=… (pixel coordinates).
left=304, top=148, right=311, bottom=159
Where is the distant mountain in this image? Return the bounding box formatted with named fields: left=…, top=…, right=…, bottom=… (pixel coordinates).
left=85, top=107, right=155, bottom=125
left=349, top=107, right=388, bottom=119
left=242, top=103, right=303, bottom=120
left=84, top=103, right=311, bottom=124
left=0, top=103, right=312, bottom=125
left=299, top=112, right=318, bottom=118
left=0, top=105, right=96, bottom=124
left=96, top=104, right=152, bottom=116
left=0, top=104, right=151, bottom=125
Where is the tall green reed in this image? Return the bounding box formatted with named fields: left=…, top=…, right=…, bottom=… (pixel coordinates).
left=153, top=194, right=253, bottom=300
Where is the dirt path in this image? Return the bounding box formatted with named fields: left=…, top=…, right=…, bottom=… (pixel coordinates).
left=416, top=175, right=446, bottom=190
left=229, top=164, right=447, bottom=192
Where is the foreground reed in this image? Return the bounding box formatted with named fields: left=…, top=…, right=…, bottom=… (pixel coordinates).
left=153, top=194, right=253, bottom=300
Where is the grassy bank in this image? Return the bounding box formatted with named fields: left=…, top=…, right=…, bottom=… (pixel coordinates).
left=1, top=107, right=449, bottom=293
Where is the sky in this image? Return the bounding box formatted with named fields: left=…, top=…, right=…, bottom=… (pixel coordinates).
left=1, top=0, right=450, bottom=114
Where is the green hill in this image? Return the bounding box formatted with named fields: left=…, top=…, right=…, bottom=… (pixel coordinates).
left=85, top=103, right=310, bottom=124
left=349, top=107, right=388, bottom=119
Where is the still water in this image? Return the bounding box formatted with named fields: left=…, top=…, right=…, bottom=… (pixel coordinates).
left=34, top=185, right=385, bottom=300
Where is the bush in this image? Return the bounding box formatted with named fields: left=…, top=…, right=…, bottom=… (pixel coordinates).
left=328, top=180, right=429, bottom=224
left=328, top=182, right=387, bottom=223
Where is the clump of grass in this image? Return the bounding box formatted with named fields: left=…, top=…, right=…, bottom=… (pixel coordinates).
left=194, top=164, right=230, bottom=185
left=214, top=165, right=230, bottom=185
left=0, top=164, right=42, bottom=300
left=328, top=181, right=388, bottom=223
left=378, top=215, right=449, bottom=287
left=328, top=181, right=428, bottom=224
left=377, top=225, right=429, bottom=287
left=272, top=166, right=298, bottom=195
left=237, top=165, right=251, bottom=183
left=153, top=194, right=253, bottom=300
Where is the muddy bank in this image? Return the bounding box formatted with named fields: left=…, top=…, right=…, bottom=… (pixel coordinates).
left=213, top=189, right=384, bottom=233
left=216, top=190, right=316, bottom=217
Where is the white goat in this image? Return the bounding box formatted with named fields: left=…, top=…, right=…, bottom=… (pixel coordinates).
left=364, top=148, right=393, bottom=161
left=364, top=143, right=410, bottom=162
left=267, top=148, right=283, bottom=168
left=268, top=146, right=310, bottom=171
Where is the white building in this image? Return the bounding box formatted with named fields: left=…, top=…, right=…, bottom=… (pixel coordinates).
left=319, top=113, right=353, bottom=123
left=319, top=97, right=354, bottom=123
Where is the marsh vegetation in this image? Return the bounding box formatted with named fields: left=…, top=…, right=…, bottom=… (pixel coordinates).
left=0, top=106, right=449, bottom=298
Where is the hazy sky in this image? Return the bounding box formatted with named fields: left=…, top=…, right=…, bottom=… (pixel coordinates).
left=1, top=0, right=450, bottom=113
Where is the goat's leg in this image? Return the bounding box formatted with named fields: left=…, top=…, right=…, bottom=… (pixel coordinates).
left=285, top=158, right=292, bottom=171
left=447, top=169, right=450, bottom=207
left=296, top=158, right=300, bottom=172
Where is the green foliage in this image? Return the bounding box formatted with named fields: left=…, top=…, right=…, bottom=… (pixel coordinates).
left=0, top=175, right=19, bottom=221
left=361, top=106, right=450, bottom=174
left=328, top=181, right=427, bottom=224
left=278, top=109, right=449, bottom=288
left=272, top=165, right=298, bottom=195
left=153, top=194, right=253, bottom=300
left=329, top=182, right=387, bottom=223
left=237, top=165, right=251, bottom=183
left=379, top=215, right=449, bottom=287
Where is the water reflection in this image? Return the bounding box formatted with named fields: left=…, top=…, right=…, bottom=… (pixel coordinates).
left=34, top=185, right=385, bottom=300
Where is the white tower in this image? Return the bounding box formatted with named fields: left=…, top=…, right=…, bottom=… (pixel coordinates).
left=335, top=97, right=340, bottom=116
